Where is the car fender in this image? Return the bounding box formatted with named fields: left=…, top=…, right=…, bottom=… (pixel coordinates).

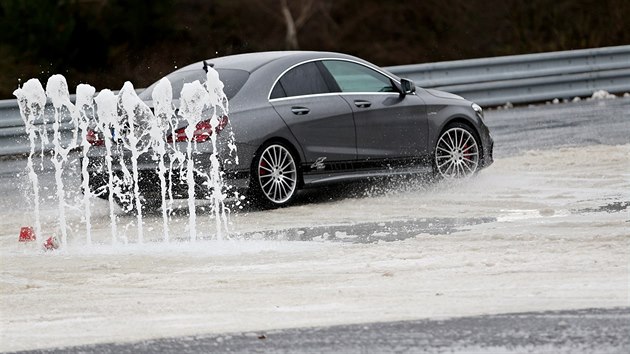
left=228, top=103, right=306, bottom=170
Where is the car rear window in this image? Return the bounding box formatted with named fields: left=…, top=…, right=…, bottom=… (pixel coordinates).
left=270, top=62, right=330, bottom=99
left=139, top=68, right=249, bottom=101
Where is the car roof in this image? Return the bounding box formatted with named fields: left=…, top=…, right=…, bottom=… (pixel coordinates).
left=176, top=51, right=358, bottom=73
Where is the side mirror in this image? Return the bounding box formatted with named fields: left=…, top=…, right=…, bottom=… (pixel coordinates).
left=400, top=78, right=416, bottom=97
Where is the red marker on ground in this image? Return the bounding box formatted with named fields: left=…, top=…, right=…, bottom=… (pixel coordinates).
left=43, top=236, right=60, bottom=250
left=19, top=227, right=36, bottom=242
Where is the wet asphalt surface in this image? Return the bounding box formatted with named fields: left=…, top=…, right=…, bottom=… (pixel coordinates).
left=3, top=98, right=630, bottom=353
left=484, top=97, right=630, bottom=157
left=15, top=308, right=630, bottom=354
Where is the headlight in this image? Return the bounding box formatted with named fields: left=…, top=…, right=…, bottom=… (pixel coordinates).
left=471, top=103, right=484, bottom=120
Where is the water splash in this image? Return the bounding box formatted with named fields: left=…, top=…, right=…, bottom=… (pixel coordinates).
left=179, top=80, right=209, bottom=241
left=46, top=75, right=78, bottom=247
left=14, top=69, right=235, bottom=248
left=13, top=79, right=47, bottom=241
left=150, top=78, right=174, bottom=242
left=76, top=84, right=96, bottom=245
left=117, top=82, right=153, bottom=244
left=94, top=89, right=119, bottom=245
left=205, top=67, right=230, bottom=240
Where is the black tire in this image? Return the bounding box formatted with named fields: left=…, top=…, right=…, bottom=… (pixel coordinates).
left=434, top=122, right=481, bottom=179
left=249, top=142, right=300, bottom=208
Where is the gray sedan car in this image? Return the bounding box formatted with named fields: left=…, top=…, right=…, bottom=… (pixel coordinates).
left=88, top=51, right=493, bottom=208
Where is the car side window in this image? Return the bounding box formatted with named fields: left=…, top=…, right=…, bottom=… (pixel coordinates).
left=322, top=60, right=395, bottom=93
left=270, top=62, right=330, bottom=99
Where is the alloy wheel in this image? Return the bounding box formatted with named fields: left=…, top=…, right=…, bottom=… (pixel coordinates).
left=257, top=144, right=298, bottom=204
left=435, top=127, right=480, bottom=178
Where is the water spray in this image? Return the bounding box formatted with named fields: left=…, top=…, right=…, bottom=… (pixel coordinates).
left=46, top=75, right=79, bottom=247
left=151, top=78, right=175, bottom=242
left=94, top=89, right=119, bottom=245
left=13, top=79, right=47, bottom=241
left=13, top=68, right=235, bottom=248
left=118, top=82, right=153, bottom=244
left=76, top=84, right=96, bottom=245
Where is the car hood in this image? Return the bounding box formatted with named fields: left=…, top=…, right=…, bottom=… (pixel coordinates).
left=424, top=88, right=465, bottom=101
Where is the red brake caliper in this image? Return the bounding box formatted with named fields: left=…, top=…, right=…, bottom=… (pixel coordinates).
left=259, top=160, right=269, bottom=176
left=463, top=143, right=470, bottom=162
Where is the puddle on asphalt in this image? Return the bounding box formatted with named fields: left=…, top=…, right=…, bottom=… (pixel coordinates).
left=222, top=217, right=497, bottom=244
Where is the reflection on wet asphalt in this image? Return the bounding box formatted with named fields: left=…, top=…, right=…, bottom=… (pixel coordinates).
left=575, top=201, right=630, bottom=214
left=230, top=217, right=497, bottom=243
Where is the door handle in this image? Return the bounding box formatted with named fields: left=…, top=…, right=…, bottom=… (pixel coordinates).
left=291, top=106, right=310, bottom=115
left=354, top=100, right=371, bottom=108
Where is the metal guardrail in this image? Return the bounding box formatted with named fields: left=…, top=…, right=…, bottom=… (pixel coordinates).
left=2, top=45, right=630, bottom=156
left=0, top=99, right=32, bottom=156
left=0, top=92, right=136, bottom=156
left=386, top=45, right=630, bottom=106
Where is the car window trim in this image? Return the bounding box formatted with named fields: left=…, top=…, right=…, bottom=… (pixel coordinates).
left=269, top=91, right=400, bottom=103
left=267, top=58, right=401, bottom=101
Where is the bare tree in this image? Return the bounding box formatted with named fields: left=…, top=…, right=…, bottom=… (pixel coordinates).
left=280, top=0, right=315, bottom=50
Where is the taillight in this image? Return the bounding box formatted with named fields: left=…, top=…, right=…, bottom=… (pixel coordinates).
left=167, top=115, right=229, bottom=143
left=86, top=129, right=104, bottom=146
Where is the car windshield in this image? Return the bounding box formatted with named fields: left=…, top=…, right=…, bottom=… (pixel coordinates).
left=139, top=67, right=250, bottom=101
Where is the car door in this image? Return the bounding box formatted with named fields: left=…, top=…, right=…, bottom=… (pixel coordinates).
left=269, top=61, right=356, bottom=164
left=321, top=60, right=429, bottom=161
